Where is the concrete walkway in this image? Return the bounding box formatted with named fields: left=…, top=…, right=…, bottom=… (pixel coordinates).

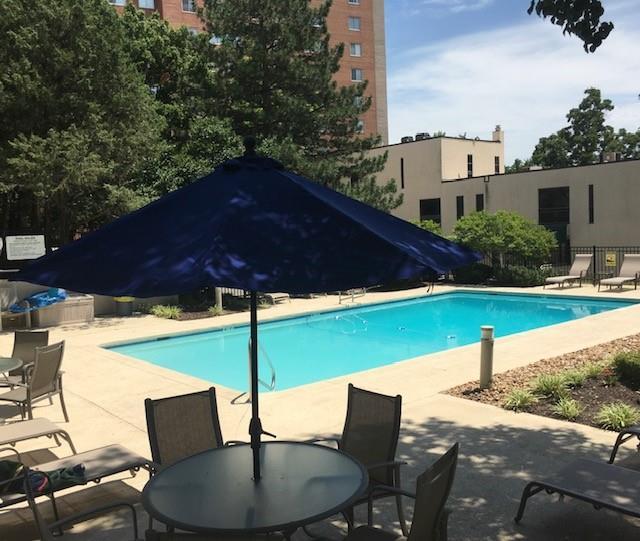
left=1, top=285, right=640, bottom=540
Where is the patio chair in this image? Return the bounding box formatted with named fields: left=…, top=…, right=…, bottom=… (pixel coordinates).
left=144, top=388, right=226, bottom=469
left=599, top=254, right=640, bottom=291
left=263, top=292, right=290, bottom=305
left=0, top=341, right=69, bottom=421
left=515, top=458, right=640, bottom=524
left=309, top=384, right=407, bottom=535
left=608, top=424, right=640, bottom=470
left=343, top=443, right=459, bottom=541
left=543, top=254, right=592, bottom=289
left=0, top=330, right=49, bottom=387
left=18, top=466, right=142, bottom=541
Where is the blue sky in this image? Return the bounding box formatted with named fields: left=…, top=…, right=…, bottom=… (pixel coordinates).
left=384, top=0, right=640, bottom=163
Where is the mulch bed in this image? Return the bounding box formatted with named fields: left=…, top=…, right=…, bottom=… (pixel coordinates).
left=447, top=333, right=640, bottom=430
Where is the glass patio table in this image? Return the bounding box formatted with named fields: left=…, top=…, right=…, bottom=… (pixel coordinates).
left=0, top=357, right=22, bottom=383
left=142, top=441, right=368, bottom=537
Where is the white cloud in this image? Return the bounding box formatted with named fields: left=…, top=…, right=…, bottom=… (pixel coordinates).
left=421, top=0, right=495, bottom=14
left=387, top=5, right=640, bottom=163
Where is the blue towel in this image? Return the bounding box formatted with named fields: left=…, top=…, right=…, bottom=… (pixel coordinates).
left=9, top=288, right=67, bottom=313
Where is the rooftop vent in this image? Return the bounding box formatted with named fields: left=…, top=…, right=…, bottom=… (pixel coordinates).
left=415, top=132, right=430, bottom=140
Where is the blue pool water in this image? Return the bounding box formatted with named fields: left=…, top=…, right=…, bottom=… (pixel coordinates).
left=107, top=292, right=635, bottom=392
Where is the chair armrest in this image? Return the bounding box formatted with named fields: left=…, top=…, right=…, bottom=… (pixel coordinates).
left=224, top=440, right=249, bottom=446
left=48, top=501, right=139, bottom=539
left=0, top=447, right=22, bottom=461
left=304, top=437, right=340, bottom=447
left=366, top=460, right=407, bottom=471
left=369, top=484, right=416, bottom=500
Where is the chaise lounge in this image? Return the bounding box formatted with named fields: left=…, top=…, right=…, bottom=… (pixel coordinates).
left=598, top=254, right=640, bottom=291
left=543, top=254, right=592, bottom=289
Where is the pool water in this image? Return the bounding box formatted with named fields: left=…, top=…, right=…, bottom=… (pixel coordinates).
left=107, top=292, right=635, bottom=392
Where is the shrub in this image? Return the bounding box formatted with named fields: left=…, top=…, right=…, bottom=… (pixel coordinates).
left=414, top=219, right=443, bottom=236
left=613, top=352, right=640, bottom=389
left=149, top=305, right=182, bottom=320
left=208, top=305, right=223, bottom=316
left=494, top=265, right=548, bottom=287
left=452, top=263, right=493, bottom=285
left=552, top=397, right=583, bottom=421
left=532, top=373, right=569, bottom=399
left=563, top=369, right=587, bottom=388
left=582, top=361, right=606, bottom=379
left=595, top=402, right=640, bottom=431
left=504, top=389, right=538, bottom=412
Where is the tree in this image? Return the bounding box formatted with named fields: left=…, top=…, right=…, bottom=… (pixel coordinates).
left=530, top=88, right=639, bottom=168
left=414, top=220, right=443, bottom=236
left=0, top=0, right=163, bottom=244
left=453, top=211, right=557, bottom=266
left=201, top=0, right=402, bottom=211
left=528, top=0, right=613, bottom=52
left=505, top=158, right=533, bottom=173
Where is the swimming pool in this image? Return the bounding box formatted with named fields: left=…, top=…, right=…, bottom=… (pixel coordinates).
left=107, top=292, right=635, bottom=392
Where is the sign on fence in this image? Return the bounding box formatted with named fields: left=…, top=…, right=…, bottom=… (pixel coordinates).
left=5, top=235, right=46, bottom=261
left=605, top=252, right=617, bottom=267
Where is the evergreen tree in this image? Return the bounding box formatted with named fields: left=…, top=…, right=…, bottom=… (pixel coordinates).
left=0, top=0, right=163, bottom=244
left=202, top=0, right=401, bottom=212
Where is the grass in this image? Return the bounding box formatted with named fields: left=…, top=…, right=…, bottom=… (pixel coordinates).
left=595, top=402, right=640, bottom=431
left=208, top=305, right=223, bottom=316
left=563, top=369, right=587, bottom=388
left=149, top=305, right=183, bottom=320
left=582, top=361, right=606, bottom=380
left=504, top=389, right=538, bottom=412
left=531, top=373, right=568, bottom=399
left=552, top=397, right=583, bottom=421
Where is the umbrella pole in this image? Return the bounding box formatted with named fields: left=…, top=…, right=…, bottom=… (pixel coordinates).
left=249, top=290, right=262, bottom=482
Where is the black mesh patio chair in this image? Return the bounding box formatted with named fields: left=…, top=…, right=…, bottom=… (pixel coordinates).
left=144, top=387, right=228, bottom=469
left=310, top=384, right=407, bottom=535
left=344, top=443, right=459, bottom=541
left=0, top=341, right=68, bottom=421
left=0, top=330, right=49, bottom=387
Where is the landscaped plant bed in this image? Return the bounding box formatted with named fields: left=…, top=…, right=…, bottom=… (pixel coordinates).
left=447, top=333, right=640, bottom=431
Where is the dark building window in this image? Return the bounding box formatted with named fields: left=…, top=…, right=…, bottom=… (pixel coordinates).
left=476, top=193, right=484, bottom=212
left=400, top=158, right=405, bottom=189
left=456, top=196, right=464, bottom=219
left=494, top=156, right=500, bottom=174
left=467, top=154, right=473, bottom=178
left=538, top=187, right=570, bottom=225
left=588, top=184, right=594, bottom=223
left=419, top=198, right=441, bottom=224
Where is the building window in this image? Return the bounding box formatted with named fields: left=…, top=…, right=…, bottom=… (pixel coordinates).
left=419, top=198, right=441, bottom=224
left=456, top=196, right=464, bottom=220
left=538, top=187, right=570, bottom=225
left=353, top=96, right=364, bottom=108
left=109, top=0, right=126, bottom=5
left=356, top=120, right=364, bottom=133
left=348, top=0, right=361, bottom=4
left=138, top=0, right=155, bottom=8
left=588, top=184, right=594, bottom=224
left=182, top=0, right=196, bottom=12
left=494, top=156, right=500, bottom=174
left=350, top=43, right=362, bottom=57
left=351, top=68, right=363, bottom=82
left=467, top=154, right=473, bottom=178
left=476, top=193, right=484, bottom=212
left=348, top=16, right=361, bottom=31
left=400, top=158, right=405, bottom=189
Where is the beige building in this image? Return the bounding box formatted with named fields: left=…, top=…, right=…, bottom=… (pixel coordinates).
left=370, top=126, right=505, bottom=223
left=372, top=128, right=639, bottom=248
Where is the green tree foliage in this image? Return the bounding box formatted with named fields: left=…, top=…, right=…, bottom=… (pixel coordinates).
left=528, top=0, right=613, bottom=52
left=453, top=211, right=558, bottom=265
left=505, top=158, right=533, bottom=173
left=413, top=220, right=443, bottom=236
left=531, top=88, right=639, bottom=168
left=0, top=0, right=163, bottom=244
left=202, top=0, right=401, bottom=211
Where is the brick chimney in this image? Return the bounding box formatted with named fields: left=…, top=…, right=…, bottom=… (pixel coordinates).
left=492, top=125, right=503, bottom=142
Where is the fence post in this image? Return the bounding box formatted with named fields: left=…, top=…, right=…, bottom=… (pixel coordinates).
left=479, top=326, right=494, bottom=390
left=592, top=245, right=597, bottom=286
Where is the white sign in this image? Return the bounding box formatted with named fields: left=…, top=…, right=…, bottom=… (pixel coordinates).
left=5, top=235, right=46, bottom=261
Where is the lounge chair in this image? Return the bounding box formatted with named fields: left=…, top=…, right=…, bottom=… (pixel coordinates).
left=599, top=254, right=640, bottom=291
left=543, top=254, right=592, bottom=289
left=0, top=330, right=49, bottom=387
left=16, top=466, right=142, bottom=541
left=0, top=341, right=69, bottom=421
left=344, top=443, right=459, bottom=541
left=0, top=418, right=76, bottom=454
left=263, top=292, right=290, bottom=305
left=514, top=458, right=640, bottom=523
left=609, top=424, right=640, bottom=469
left=0, top=444, right=153, bottom=518
left=309, top=384, right=408, bottom=535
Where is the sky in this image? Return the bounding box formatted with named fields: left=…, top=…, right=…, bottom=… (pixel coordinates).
left=385, top=0, right=640, bottom=163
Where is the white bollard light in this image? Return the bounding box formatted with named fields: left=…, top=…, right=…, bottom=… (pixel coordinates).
left=479, top=325, right=495, bottom=389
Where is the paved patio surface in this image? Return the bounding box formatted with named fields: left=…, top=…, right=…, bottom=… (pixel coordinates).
left=1, top=284, right=640, bottom=540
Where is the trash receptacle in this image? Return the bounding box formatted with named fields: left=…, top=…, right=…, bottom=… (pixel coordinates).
left=114, top=297, right=134, bottom=317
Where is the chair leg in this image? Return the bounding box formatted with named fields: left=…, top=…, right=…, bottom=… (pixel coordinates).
left=394, top=469, right=409, bottom=537
left=27, top=401, right=33, bottom=420
left=59, top=390, right=69, bottom=422
left=515, top=483, right=544, bottom=523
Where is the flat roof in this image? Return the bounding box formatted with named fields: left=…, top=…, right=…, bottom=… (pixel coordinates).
left=373, top=135, right=500, bottom=151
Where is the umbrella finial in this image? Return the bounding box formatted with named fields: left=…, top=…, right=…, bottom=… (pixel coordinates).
left=243, top=136, right=257, bottom=156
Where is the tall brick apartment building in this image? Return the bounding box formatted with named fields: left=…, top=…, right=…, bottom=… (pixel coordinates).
left=110, top=0, right=388, bottom=144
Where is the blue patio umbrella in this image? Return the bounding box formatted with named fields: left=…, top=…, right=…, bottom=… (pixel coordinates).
left=14, top=142, right=481, bottom=481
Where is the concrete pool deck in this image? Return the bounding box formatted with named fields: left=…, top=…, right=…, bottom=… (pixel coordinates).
left=2, top=284, right=640, bottom=540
